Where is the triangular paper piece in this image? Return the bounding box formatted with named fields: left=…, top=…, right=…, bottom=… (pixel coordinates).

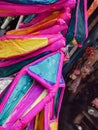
left=0, top=74, right=34, bottom=126
left=28, top=52, right=61, bottom=85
